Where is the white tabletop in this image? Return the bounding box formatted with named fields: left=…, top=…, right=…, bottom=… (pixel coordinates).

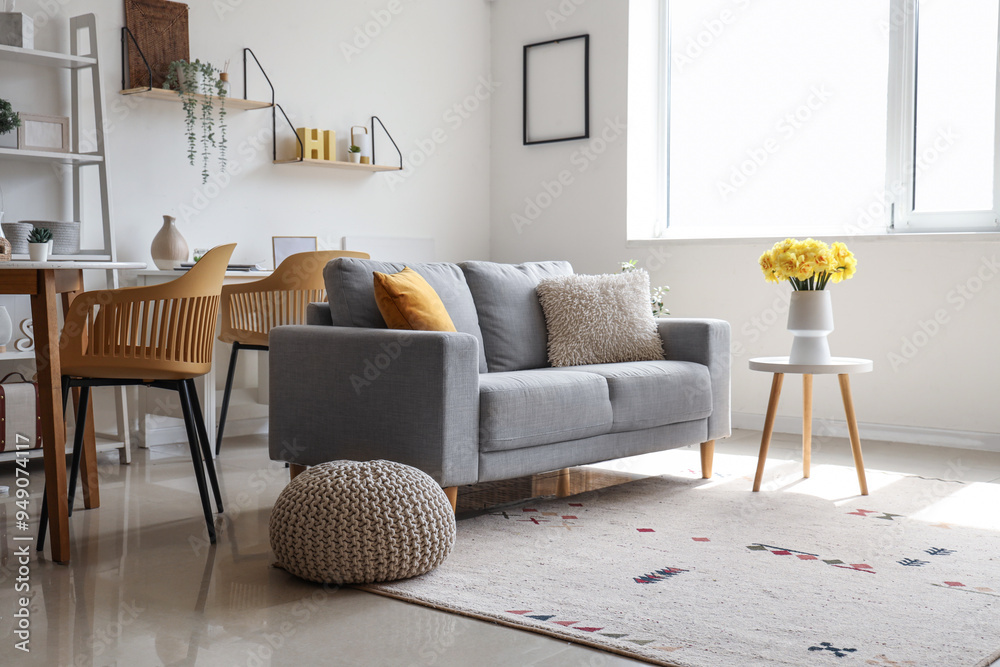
left=136, top=269, right=272, bottom=276
left=0, top=260, right=146, bottom=270
left=749, top=356, right=873, bottom=375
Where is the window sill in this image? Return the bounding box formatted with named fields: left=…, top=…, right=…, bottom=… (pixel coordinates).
left=627, top=231, right=1000, bottom=246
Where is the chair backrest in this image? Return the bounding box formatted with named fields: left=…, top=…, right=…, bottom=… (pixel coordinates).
left=219, top=250, right=370, bottom=346
left=61, top=244, right=237, bottom=380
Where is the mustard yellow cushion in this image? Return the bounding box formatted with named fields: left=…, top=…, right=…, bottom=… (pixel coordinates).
left=373, top=267, right=457, bottom=332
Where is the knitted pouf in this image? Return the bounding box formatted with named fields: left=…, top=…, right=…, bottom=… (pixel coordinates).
left=269, top=460, right=456, bottom=584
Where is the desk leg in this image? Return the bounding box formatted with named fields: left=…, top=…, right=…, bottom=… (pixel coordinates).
left=33, top=271, right=70, bottom=563
left=752, top=373, right=784, bottom=493
left=63, top=291, right=100, bottom=510
left=838, top=374, right=869, bottom=496
left=802, top=374, right=813, bottom=479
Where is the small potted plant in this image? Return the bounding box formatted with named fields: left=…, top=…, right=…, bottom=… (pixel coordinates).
left=27, top=227, right=52, bottom=262
left=348, top=144, right=361, bottom=163
left=163, top=59, right=228, bottom=184
left=0, top=98, right=20, bottom=138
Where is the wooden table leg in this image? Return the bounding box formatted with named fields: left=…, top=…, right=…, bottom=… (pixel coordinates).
left=33, top=270, right=71, bottom=563
left=802, top=374, right=813, bottom=478
left=838, top=374, right=869, bottom=496
left=753, top=373, right=784, bottom=492
left=62, top=291, right=100, bottom=510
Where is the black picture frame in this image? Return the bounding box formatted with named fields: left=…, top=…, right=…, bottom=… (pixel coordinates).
left=523, top=34, right=590, bottom=146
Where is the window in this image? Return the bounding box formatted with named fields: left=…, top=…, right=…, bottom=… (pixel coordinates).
left=888, top=0, right=1000, bottom=231
left=627, top=0, right=1000, bottom=239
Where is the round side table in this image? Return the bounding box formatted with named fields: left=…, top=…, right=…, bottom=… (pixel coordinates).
left=749, top=356, right=873, bottom=495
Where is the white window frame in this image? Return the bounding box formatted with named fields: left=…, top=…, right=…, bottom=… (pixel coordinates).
left=640, top=0, right=1000, bottom=239
left=886, top=0, right=1000, bottom=233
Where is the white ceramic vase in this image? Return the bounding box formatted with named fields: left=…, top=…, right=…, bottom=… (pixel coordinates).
left=787, top=290, right=834, bottom=365
left=150, top=215, right=189, bottom=270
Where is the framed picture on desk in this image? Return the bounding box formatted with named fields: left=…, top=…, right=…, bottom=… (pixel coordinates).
left=272, top=236, right=317, bottom=269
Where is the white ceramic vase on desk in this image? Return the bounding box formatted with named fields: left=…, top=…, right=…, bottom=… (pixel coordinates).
left=151, top=215, right=189, bottom=270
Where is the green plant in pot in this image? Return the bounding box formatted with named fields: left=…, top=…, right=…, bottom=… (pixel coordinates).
left=163, top=59, right=228, bottom=184
left=0, top=98, right=20, bottom=136
left=348, top=144, right=361, bottom=163
left=27, top=227, right=52, bottom=262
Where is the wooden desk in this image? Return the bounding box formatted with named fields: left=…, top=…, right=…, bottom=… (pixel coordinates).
left=0, top=260, right=145, bottom=563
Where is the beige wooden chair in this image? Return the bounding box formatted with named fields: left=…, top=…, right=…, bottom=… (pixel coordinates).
left=215, top=250, right=370, bottom=454
left=38, top=244, right=236, bottom=550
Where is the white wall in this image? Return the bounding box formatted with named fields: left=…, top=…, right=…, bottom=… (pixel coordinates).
left=491, top=1, right=1000, bottom=449
left=0, top=0, right=493, bottom=267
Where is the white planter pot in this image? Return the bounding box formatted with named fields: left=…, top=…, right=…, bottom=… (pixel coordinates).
left=348, top=153, right=361, bottom=163
left=28, top=242, right=49, bottom=262
left=787, top=290, right=834, bottom=364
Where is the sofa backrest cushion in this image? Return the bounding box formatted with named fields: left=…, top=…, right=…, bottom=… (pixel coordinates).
left=325, top=258, right=488, bottom=372
left=460, top=260, right=573, bottom=372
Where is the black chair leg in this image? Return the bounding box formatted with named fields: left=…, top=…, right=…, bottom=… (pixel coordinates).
left=186, top=379, right=224, bottom=513
left=66, top=385, right=90, bottom=518
left=178, top=381, right=216, bottom=544
left=38, top=377, right=73, bottom=552
left=216, top=343, right=240, bottom=456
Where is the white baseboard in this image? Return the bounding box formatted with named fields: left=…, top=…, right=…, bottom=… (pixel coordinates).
left=139, top=417, right=269, bottom=448
left=731, top=412, right=1000, bottom=453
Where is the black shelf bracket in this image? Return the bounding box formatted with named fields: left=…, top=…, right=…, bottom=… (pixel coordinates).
left=242, top=47, right=275, bottom=107
left=274, top=103, right=304, bottom=162
left=120, top=26, right=152, bottom=91
left=371, top=115, right=403, bottom=171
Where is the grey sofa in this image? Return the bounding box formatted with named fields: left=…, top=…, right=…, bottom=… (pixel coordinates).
left=269, top=259, right=730, bottom=495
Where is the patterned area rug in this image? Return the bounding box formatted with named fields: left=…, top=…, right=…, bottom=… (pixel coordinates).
left=361, top=455, right=1000, bottom=666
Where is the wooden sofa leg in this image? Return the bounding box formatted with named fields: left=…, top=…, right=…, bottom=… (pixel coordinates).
left=556, top=468, right=571, bottom=498
left=700, top=440, right=715, bottom=479
left=289, top=463, right=307, bottom=481
left=443, top=486, right=458, bottom=512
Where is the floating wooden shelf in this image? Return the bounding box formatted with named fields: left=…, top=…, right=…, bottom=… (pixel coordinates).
left=0, top=147, right=103, bottom=164
left=0, top=43, right=96, bottom=69
left=119, top=87, right=273, bottom=110
left=272, top=158, right=401, bottom=172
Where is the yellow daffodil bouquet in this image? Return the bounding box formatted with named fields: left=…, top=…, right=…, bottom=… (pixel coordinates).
left=759, top=238, right=857, bottom=291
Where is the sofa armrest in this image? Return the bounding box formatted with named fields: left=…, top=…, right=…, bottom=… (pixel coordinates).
left=268, top=325, right=481, bottom=486
left=306, top=302, right=333, bottom=326
left=658, top=318, right=731, bottom=441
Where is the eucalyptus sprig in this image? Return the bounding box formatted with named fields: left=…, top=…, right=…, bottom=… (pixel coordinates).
left=164, top=59, right=229, bottom=184
left=620, top=259, right=671, bottom=317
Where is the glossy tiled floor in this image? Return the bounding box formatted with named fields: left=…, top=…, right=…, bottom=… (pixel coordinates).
left=1, top=429, right=998, bottom=666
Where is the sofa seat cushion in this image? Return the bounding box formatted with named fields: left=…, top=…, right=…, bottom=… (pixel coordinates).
left=479, top=370, right=612, bottom=452
left=540, top=361, right=712, bottom=433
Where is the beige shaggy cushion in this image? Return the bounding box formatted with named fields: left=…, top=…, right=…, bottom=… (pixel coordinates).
left=536, top=271, right=665, bottom=367
left=269, top=460, right=456, bottom=584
